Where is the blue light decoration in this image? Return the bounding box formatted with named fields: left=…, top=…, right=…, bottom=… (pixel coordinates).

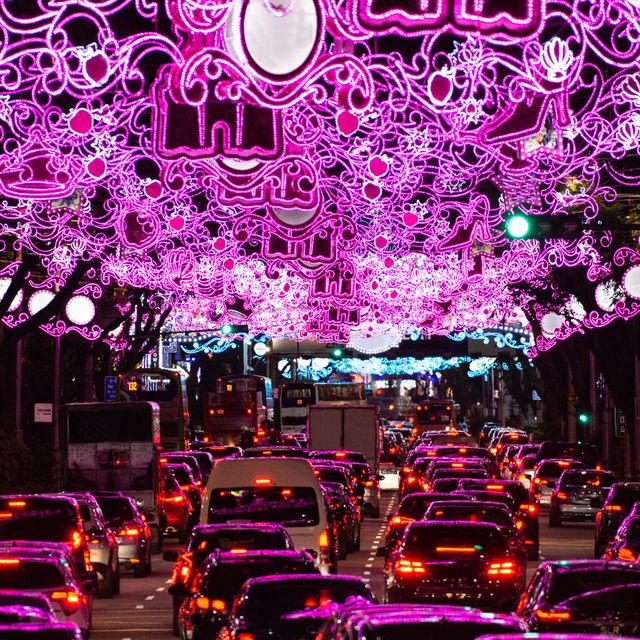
left=179, top=336, right=240, bottom=355
left=447, top=326, right=532, bottom=351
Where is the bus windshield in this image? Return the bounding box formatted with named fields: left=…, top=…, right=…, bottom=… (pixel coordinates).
left=416, top=402, right=454, bottom=427
left=316, top=383, right=365, bottom=404
left=281, top=385, right=316, bottom=408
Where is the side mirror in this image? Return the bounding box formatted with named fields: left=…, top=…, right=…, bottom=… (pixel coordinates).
left=163, top=550, right=179, bottom=562
left=81, top=571, right=99, bottom=594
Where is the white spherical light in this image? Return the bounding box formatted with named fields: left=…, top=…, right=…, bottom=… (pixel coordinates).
left=65, top=295, right=96, bottom=326
left=0, top=278, right=23, bottom=312
left=540, top=312, right=564, bottom=337
left=28, top=290, right=54, bottom=316
left=623, top=266, right=640, bottom=300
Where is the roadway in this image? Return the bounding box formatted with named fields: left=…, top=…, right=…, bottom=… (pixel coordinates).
left=92, top=493, right=595, bottom=640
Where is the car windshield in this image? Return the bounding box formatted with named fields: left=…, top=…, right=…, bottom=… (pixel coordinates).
left=402, top=525, right=505, bottom=557
left=562, top=471, right=615, bottom=488
left=208, top=487, right=319, bottom=527
left=0, top=562, right=66, bottom=590
left=245, top=581, right=369, bottom=621
left=427, top=505, right=513, bottom=527
left=201, top=561, right=314, bottom=601
left=0, top=508, right=77, bottom=544
left=95, top=497, right=135, bottom=523
left=561, top=584, right=640, bottom=616
left=189, top=530, right=290, bottom=552
left=611, top=486, right=640, bottom=509
left=372, top=620, right=521, bottom=639
left=548, top=569, right=640, bottom=605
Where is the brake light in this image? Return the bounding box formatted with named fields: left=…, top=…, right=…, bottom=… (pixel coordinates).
left=71, top=530, right=83, bottom=549
left=427, top=451, right=436, bottom=456
left=519, top=473, right=527, bottom=480
left=164, top=495, right=185, bottom=504
left=402, top=467, right=411, bottom=473
left=238, top=634, right=255, bottom=640
left=254, top=477, right=273, bottom=486
left=487, top=560, right=516, bottom=577
left=405, top=476, right=417, bottom=484
left=558, top=461, right=570, bottom=467
left=256, top=430, right=266, bottom=437
left=50, top=591, right=82, bottom=615
left=534, top=477, right=548, bottom=485
left=395, top=559, right=426, bottom=574
left=0, top=559, right=20, bottom=566
left=281, top=489, right=292, bottom=497
left=487, top=484, right=504, bottom=490
left=555, top=491, right=568, bottom=501
left=452, top=463, right=464, bottom=468
left=412, top=428, right=418, bottom=436
left=365, top=480, right=374, bottom=487
left=421, top=483, right=430, bottom=491
left=605, top=505, right=622, bottom=512
left=7, top=501, right=25, bottom=508
left=436, top=546, right=476, bottom=553
left=515, top=520, right=525, bottom=530
left=389, top=515, right=414, bottom=527
left=196, top=596, right=226, bottom=611
left=229, top=548, right=247, bottom=554
left=247, top=408, right=252, bottom=414
left=336, top=452, right=347, bottom=458
left=535, top=609, right=571, bottom=621
left=262, top=450, right=272, bottom=456
left=119, top=527, right=140, bottom=537
left=390, top=447, right=397, bottom=454
left=490, top=448, right=497, bottom=455
left=0, top=513, right=12, bottom=520
left=319, top=530, right=330, bottom=549
left=159, top=458, right=168, bottom=464
left=618, top=547, right=637, bottom=562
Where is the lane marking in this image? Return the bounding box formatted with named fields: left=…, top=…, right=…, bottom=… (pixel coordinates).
left=156, top=587, right=165, bottom=592
left=165, top=579, right=172, bottom=584
left=363, top=570, right=371, bottom=576
left=135, top=605, right=144, bottom=609
left=145, top=595, right=155, bottom=601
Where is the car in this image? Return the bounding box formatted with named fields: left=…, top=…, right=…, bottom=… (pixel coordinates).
left=201, top=458, right=334, bottom=574
left=594, top=482, right=640, bottom=557
left=603, top=514, right=640, bottom=562
left=164, top=522, right=294, bottom=635
left=175, top=549, right=319, bottom=640
left=0, top=622, right=83, bottom=639
left=384, top=492, right=472, bottom=555
left=317, top=603, right=527, bottom=640
left=67, top=493, right=120, bottom=598
left=321, top=481, right=361, bottom=557
left=0, top=604, right=54, bottom=624
left=518, top=560, right=640, bottom=634
left=91, top=492, right=152, bottom=577
left=311, top=464, right=360, bottom=504
left=530, top=459, right=585, bottom=506
left=548, top=469, right=617, bottom=527
left=164, top=462, right=202, bottom=514
left=456, top=479, right=540, bottom=560
left=0, top=590, right=56, bottom=618
left=0, top=542, right=97, bottom=638
left=223, top=574, right=375, bottom=640
left=536, top=442, right=599, bottom=468
left=425, top=468, right=489, bottom=492
left=182, top=450, right=215, bottom=482
left=512, top=454, right=538, bottom=489
left=0, top=496, right=90, bottom=576
left=385, top=521, right=525, bottom=609
left=158, top=465, right=197, bottom=543
left=160, top=453, right=207, bottom=488
left=423, top=500, right=527, bottom=580
left=419, top=458, right=493, bottom=491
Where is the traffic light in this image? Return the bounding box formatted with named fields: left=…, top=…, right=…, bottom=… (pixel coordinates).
left=577, top=410, right=590, bottom=425
left=327, top=346, right=352, bottom=359
left=502, top=212, right=583, bottom=241
left=331, top=347, right=344, bottom=358
left=219, top=324, right=248, bottom=335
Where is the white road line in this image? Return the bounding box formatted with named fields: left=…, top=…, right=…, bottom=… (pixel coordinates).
left=145, top=595, right=155, bottom=601
left=363, top=570, right=371, bottom=576
left=135, top=605, right=144, bottom=609
left=165, top=579, right=172, bottom=584
left=156, top=587, right=165, bottom=592
left=365, top=562, right=373, bottom=568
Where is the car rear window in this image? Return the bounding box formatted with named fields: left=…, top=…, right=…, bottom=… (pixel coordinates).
left=94, top=497, right=135, bottom=522
left=208, top=487, right=319, bottom=526
left=562, top=471, right=615, bottom=488
left=244, top=581, right=370, bottom=621
left=372, top=620, right=522, bottom=639
left=190, top=530, right=291, bottom=552
left=402, top=525, right=506, bottom=556
left=538, top=443, right=598, bottom=466
left=548, top=569, right=640, bottom=604
left=537, top=461, right=581, bottom=479
left=427, top=505, right=513, bottom=527
left=201, top=561, right=315, bottom=600
left=315, top=452, right=367, bottom=464
left=0, top=562, right=66, bottom=590
left=610, top=485, right=640, bottom=509
left=314, top=468, right=350, bottom=487
left=398, top=495, right=444, bottom=519
left=0, top=505, right=77, bottom=544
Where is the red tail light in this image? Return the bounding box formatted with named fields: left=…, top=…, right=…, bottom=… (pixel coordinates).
left=164, top=495, right=185, bottom=504
left=555, top=491, right=568, bottom=501
left=50, top=591, right=82, bottom=615
left=535, top=609, right=571, bottom=621
left=402, top=467, right=411, bottom=473
left=319, top=530, right=330, bottom=549
left=395, top=559, right=426, bottom=575
left=70, top=530, right=83, bottom=549
left=487, top=560, right=516, bottom=577
left=196, top=596, right=226, bottom=611
left=118, top=527, right=140, bottom=537
left=605, top=504, right=622, bottom=512
left=405, top=476, right=417, bottom=485
left=618, top=547, right=637, bottom=562
left=519, top=503, right=538, bottom=515
left=365, top=480, right=374, bottom=487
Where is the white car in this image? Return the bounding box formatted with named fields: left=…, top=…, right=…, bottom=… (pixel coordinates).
left=0, top=541, right=96, bottom=637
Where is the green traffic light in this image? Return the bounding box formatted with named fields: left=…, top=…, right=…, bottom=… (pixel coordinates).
left=505, top=214, right=531, bottom=239
left=332, top=347, right=343, bottom=358
left=221, top=324, right=233, bottom=335
left=578, top=412, right=590, bottom=424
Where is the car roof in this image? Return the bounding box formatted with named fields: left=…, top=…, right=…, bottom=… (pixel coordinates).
left=243, top=573, right=369, bottom=587
left=0, top=591, right=53, bottom=610
left=191, top=523, right=289, bottom=535
left=204, top=549, right=314, bottom=566
left=0, top=542, right=72, bottom=558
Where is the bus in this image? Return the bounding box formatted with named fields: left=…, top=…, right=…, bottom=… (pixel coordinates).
left=203, top=374, right=273, bottom=445
left=62, top=401, right=162, bottom=551
left=413, top=399, right=457, bottom=435
left=280, top=382, right=316, bottom=434
left=315, top=382, right=367, bottom=406
left=116, top=368, right=189, bottom=451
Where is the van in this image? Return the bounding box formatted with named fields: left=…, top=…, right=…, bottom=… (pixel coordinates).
left=200, top=458, right=332, bottom=574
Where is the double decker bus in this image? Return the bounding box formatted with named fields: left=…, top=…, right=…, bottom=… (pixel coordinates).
left=279, top=383, right=316, bottom=434
left=413, top=399, right=457, bottom=435
left=116, top=368, right=189, bottom=451
left=204, top=374, right=273, bottom=444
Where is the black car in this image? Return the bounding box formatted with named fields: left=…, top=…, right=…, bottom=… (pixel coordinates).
left=549, top=469, right=616, bottom=527
left=385, top=521, right=524, bottom=609
left=604, top=514, right=640, bottom=562
left=175, top=549, right=319, bottom=640
left=594, top=482, right=640, bottom=557
left=320, top=481, right=361, bottom=557
left=456, top=479, right=540, bottom=560
left=164, top=523, right=295, bottom=636
left=224, top=575, right=375, bottom=640
left=518, top=560, right=640, bottom=634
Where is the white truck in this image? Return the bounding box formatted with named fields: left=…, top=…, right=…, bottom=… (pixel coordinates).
left=307, top=405, right=382, bottom=516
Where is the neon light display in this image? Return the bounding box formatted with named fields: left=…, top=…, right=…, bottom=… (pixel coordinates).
left=0, top=0, right=638, bottom=348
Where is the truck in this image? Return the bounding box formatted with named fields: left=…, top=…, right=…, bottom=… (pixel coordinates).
left=62, top=401, right=163, bottom=552
left=307, top=405, right=382, bottom=516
